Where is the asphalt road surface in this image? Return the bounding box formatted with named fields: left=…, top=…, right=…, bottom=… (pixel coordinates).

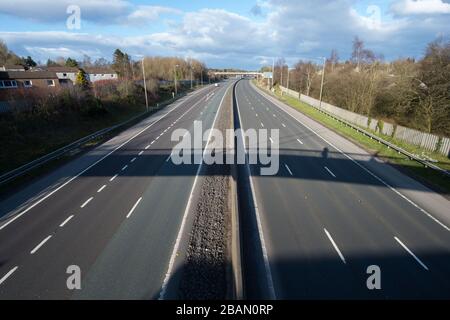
left=235, top=79, right=450, bottom=299
left=0, top=81, right=233, bottom=299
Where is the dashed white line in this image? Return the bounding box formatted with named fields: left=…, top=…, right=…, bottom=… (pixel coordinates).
left=110, top=174, right=118, bottom=182
left=324, top=228, right=346, bottom=264
left=138, top=151, right=144, bottom=156
left=260, top=122, right=264, bottom=127
left=324, top=166, right=336, bottom=178
left=121, top=165, right=128, bottom=171
left=80, top=196, right=94, bottom=208
left=130, top=157, right=137, bottom=163
left=284, top=164, right=293, bottom=176
left=394, top=237, right=429, bottom=271
left=0, top=266, right=18, bottom=285
left=97, top=184, right=107, bottom=193
left=59, top=215, right=74, bottom=227
left=30, top=235, right=52, bottom=254
left=282, top=123, right=286, bottom=128
left=297, top=138, right=303, bottom=145
left=126, top=197, right=142, bottom=218
left=166, top=155, right=172, bottom=162
left=273, top=114, right=276, bottom=118
left=145, top=145, right=150, bottom=150
left=255, top=113, right=258, bottom=117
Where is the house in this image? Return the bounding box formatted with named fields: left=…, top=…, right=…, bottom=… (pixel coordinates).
left=0, top=65, right=26, bottom=72
left=84, top=67, right=118, bottom=83
left=46, top=66, right=79, bottom=86
left=0, top=71, right=61, bottom=104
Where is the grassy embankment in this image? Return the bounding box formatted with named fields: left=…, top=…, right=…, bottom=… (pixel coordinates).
left=0, top=84, right=196, bottom=194
left=256, top=82, right=450, bottom=194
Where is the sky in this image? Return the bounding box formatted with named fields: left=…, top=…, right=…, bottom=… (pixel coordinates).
left=0, top=0, right=449, bottom=69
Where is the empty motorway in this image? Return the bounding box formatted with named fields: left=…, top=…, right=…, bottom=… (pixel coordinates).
left=0, top=78, right=449, bottom=300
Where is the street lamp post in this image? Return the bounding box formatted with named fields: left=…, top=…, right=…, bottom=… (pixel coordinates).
left=174, top=64, right=179, bottom=96
left=142, top=58, right=149, bottom=112
left=319, top=57, right=326, bottom=109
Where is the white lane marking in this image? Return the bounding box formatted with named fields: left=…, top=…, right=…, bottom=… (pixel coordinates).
left=261, top=122, right=264, bottom=127
left=273, top=114, right=276, bottom=117
left=150, top=141, right=155, bottom=145
left=324, top=228, right=346, bottom=264
left=80, top=196, right=94, bottom=208
left=0, top=86, right=212, bottom=231
left=30, top=235, right=52, bottom=254
left=394, top=237, right=429, bottom=271
left=269, top=137, right=274, bottom=144
left=126, top=197, right=142, bottom=218
left=234, top=82, right=276, bottom=299
left=166, top=155, right=171, bottom=162
left=266, top=107, right=269, bottom=111
left=254, top=85, right=450, bottom=232
left=255, top=113, right=258, bottom=117
left=160, top=82, right=230, bottom=300
left=97, top=184, right=107, bottom=193
left=138, top=151, right=144, bottom=156
left=297, top=138, right=303, bottom=145
left=282, top=123, right=286, bottom=128
left=284, top=164, right=293, bottom=176
left=121, top=165, right=128, bottom=171
left=324, top=166, right=336, bottom=178
left=109, top=174, right=118, bottom=182
left=130, top=157, right=137, bottom=163
left=0, top=266, right=18, bottom=285
left=59, top=215, right=74, bottom=227
left=145, top=145, right=150, bottom=150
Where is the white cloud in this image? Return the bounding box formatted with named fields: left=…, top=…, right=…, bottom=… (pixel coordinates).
left=0, top=0, right=179, bottom=25
left=391, top=0, right=450, bottom=15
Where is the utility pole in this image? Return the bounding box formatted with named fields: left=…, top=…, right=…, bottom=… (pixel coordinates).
left=142, top=58, right=149, bottom=112
left=201, top=69, right=203, bottom=86
left=319, top=57, right=326, bottom=109
left=190, top=67, right=193, bottom=89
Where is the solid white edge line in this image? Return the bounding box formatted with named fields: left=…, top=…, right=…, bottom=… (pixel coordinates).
left=394, top=236, right=429, bottom=271
left=0, top=85, right=213, bottom=231
left=80, top=196, right=93, bottom=208
left=97, top=184, right=107, bottom=193
left=30, top=235, right=52, bottom=254
left=324, top=228, right=346, bottom=264
left=0, top=266, right=18, bottom=285
left=126, top=197, right=142, bottom=218
left=159, top=83, right=230, bottom=300
left=252, top=83, right=450, bottom=232
left=109, top=174, right=118, bottom=182
left=235, top=81, right=276, bottom=299
left=59, top=215, right=74, bottom=227
left=324, top=166, right=336, bottom=178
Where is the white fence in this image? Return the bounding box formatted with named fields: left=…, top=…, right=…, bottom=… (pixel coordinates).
left=279, top=85, right=450, bottom=157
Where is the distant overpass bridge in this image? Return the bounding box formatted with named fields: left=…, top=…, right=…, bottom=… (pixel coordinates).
left=212, top=71, right=263, bottom=77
